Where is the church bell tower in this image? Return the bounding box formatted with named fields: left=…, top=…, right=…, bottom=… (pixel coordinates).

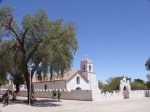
left=80, top=55, right=101, bottom=100
left=80, top=55, right=93, bottom=72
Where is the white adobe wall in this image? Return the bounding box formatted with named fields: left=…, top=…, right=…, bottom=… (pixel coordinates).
left=91, top=89, right=101, bottom=101
left=67, top=74, right=90, bottom=90
left=34, top=81, right=66, bottom=90
left=15, top=90, right=92, bottom=101
left=88, top=72, right=102, bottom=101
left=22, top=81, right=66, bottom=90
left=0, top=89, right=150, bottom=101
left=88, top=73, right=100, bottom=90
left=100, top=90, right=150, bottom=100
left=101, top=91, right=123, bottom=100
left=130, top=90, right=146, bottom=98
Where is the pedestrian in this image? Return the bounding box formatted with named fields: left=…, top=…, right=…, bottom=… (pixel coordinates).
left=4, top=90, right=10, bottom=106
left=52, top=90, right=56, bottom=101
left=57, top=90, right=61, bottom=102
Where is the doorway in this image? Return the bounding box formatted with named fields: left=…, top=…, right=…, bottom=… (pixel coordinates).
left=123, top=86, right=129, bottom=99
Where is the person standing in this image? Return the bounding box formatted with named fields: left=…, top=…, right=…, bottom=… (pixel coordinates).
left=57, top=90, right=61, bottom=102
left=52, top=90, right=56, bottom=102
left=4, top=90, right=10, bottom=106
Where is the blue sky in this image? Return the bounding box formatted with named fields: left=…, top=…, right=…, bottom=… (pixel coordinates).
left=1, top=0, right=150, bottom=83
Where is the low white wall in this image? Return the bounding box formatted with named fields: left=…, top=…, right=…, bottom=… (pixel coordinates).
left=101, top=90, right=150, bottom=100
left=130, top=90, right=146, bottom=98
left=0, top=89, right=149, bottom=101
left=16, top=89, right=92, bottom=101
left=101, top=91, right=123, bottom=100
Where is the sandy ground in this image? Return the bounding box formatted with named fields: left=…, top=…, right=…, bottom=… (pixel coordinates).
left=0, top=97, right=150, bottom=112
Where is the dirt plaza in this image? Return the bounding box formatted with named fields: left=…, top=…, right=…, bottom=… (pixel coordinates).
left=0, top=97, right=150, bottom=112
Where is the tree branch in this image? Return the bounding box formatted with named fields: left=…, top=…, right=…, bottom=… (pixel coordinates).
left=1, top=17, right=22, bottom=47
left=26, top=39, right=42, bottom=63
left=31, top=58, right=41, bottom=78
left=8, top=15, right=13, bottom=27
left=21, top=29, right=28, bottom=53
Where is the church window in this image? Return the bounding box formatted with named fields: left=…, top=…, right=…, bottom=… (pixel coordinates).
left=82, top=65, right=85, bottom=71
left=77, top=76, right=80, bottom=84
left=89, top=65, right=91, bottom=71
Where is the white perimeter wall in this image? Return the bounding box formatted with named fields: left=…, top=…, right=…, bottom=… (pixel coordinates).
left=15, top=90, right=92, bottom=101
left=0, top=89, right=150, bottom=101
left=101, top=90, right=150, bottom=100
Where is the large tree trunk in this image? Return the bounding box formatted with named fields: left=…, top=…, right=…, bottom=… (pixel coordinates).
left=12, top=83, right=20, bottom=101
left=27, top=82, right=36, bottom=103
left=15, top=82, right=20, bottom=93
left=22, top=55, right=38, bottom=103
left=22, top=62, right=30, bottom=103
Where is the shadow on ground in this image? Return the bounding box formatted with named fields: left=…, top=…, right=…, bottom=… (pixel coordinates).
left=1, top=99, right=62, bottom=107
left=31, top=99, right=62, bottom=107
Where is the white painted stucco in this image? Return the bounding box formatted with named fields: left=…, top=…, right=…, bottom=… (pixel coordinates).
left=67, top=73, right=90, bottom=90
left=23, top=81, right=66, bottom=90
left=88, top=72, right=99, bottom=90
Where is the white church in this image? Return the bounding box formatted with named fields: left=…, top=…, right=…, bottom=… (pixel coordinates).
left=18, top=57, right=101, bottom=101
left=31, top=57, right=101, bottom=93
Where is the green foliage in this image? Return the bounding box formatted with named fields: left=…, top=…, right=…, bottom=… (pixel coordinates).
left=145, top=58, right=150, bottom=89
left=99, top=77, right=147, bottom=92
left=0, top=41, right=12, bottom=85
left=145, top=58, right=150, bottom=71
left=131, top=81, right=147, bottom=90
left=106, top=77, right=122, bottom=91
left=98, top=80, right=104, bottom=89
left=134, top=78, right=145, bottom=84
left=98, top=76, right=144, bottom=93
left=0, top=5, right=78, bottom=94
left=98, top=77, right=124, bottom=92
left=0, top=74, right=7, bottom=86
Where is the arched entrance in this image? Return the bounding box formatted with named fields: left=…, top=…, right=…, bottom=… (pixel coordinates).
left=76, top=87, right=81, bottom=90
left=119, top=78, right=131, bottom=99
left=123, top=86, right=129, bottom=99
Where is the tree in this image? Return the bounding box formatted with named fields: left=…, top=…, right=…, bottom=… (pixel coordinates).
left=131, top=79, right=147, bottom=90
left=145, top=58, right=150, bottom=89
left=99, top=76, right=131, bottom=92
left=98, top=80, right=105, bottom=92
left=134, top=78, right=145, bottom=84
left=145, top=58, right=150, bottom=71
left=0, top=37, right=25, bottom=92
left=105, top=77, right=123, bottom=92
left=0, top=74, right=7, bottom=86
left=0, top=41, right=12, bottom=86
left=0, top=6, right=78, bottom=103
